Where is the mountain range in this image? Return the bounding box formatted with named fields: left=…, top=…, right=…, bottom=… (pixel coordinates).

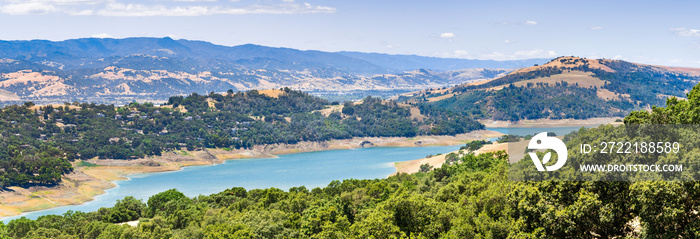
left=0, top=37, right=547, bottom=105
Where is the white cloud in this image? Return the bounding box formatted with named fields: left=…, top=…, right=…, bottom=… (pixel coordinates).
left=494, top=20, right=538, bottom=26
left=69, top=9, right=92, bottom=15
left=0, top=2, right=56, bottom=14
left=282, top=0, right=294, bottom=2
left=671, top=27, right=700, bottom=37
left=504, top=39, right=511, bottom=44
left=3, top=0, right=108, bottom=5
left=216, top=3, right=335, bottom=14
left=92, top=3, right=335, bottom=16
left=439, top=32, right=455, bottom=38
left=590, top=26, right=603, bottom=30
left=479, top=49, right=557, bottom=61
left=90, top=33, right=113, bottom=38
left=453, top=50, right=469, bottom=57
left=0, top=1, right=335, bottom=16
left=97, top=3, right=208, bottom=16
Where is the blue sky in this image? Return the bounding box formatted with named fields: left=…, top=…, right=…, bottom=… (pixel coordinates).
left=1, top=0, right=699, bottom=67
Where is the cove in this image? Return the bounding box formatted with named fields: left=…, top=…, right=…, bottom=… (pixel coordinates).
left=2, top=145, right=460, bottom=222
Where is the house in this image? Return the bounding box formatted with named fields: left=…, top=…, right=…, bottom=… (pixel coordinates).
left=184, top=116, right=193, bottom=121
left=96, top=113, right=106, bottom=118
left=115, top=115, right=123, bottom=120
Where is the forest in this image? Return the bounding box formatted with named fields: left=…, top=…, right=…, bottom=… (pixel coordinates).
left=426, top=83, right=634, bottom=121
left=1, top=151, right=696, bottom=238
left=0, top=88, right=482, bottom=188
left=4, top=80, right=700, bottom=238
left=423, top=57, right=698, bottom=121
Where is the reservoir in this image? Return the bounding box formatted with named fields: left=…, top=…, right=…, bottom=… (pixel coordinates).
left=1, top=126, right=589, bottom=222
left=2, top=145, right=460, bottom=222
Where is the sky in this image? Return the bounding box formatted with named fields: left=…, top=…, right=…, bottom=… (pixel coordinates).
left=1, top=0, right=700, bottom=67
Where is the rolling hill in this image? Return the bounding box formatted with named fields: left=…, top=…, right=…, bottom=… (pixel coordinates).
left=402, top=56, right=700, bottom=121
left=0, top=37, right=546, bottom=105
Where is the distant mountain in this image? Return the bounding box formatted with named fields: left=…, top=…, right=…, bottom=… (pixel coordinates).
left=0, top=37, right=548, bottom=105
left=337, top=51, right=547, bottom=72
left=403, top=56, right=700, bottom=121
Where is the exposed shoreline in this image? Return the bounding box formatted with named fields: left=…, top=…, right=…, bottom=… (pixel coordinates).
left=393, top=117, right=621, bottom=175
left=392, top=142, right=509, bottom=176
left=0, top=130, right=502, bottom=219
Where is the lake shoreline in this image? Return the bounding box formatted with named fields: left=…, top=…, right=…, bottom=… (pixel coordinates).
left=0, top=130, right=502, bottom=219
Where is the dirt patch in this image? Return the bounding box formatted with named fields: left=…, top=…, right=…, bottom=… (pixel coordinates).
left=392, top=139, right=510, bottom=176
left=314, top=104, right=343, bottom=117
left=258, top=89, right=283, bottom=98
left=393, top=153, right=451, bottom=175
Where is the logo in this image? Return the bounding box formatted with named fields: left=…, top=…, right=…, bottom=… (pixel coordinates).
left=528, top=132, right=568, bottom=171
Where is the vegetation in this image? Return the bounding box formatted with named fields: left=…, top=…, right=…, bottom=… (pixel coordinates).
left=7, top=82, right=700, bottom=237
left=418, top=57, right=699, bottom=121
left=7, top=72, right=700, bottom=237
left=428, top=82, right=634, bottom=121
left=460, top=140, right=492, bottom=152
left=0, top=88, right=482, bottom=188
left=2, top=150, right=695, bottom=238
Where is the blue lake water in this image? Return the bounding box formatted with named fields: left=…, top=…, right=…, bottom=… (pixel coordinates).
left=2, top=145, right=460, bottom=222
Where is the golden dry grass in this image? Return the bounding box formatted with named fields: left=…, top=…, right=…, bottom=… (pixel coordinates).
left=656, top=66, right=700, bottom=77
left=314, top=104, right=343, bottom=117
left=258, top=89, right=284, bottom=98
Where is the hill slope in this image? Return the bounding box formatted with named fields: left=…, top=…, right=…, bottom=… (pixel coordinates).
left=403, top=56, right=700, bottom=121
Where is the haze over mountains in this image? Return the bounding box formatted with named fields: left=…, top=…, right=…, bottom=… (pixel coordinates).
left=0, top=37, right=547, bottom=105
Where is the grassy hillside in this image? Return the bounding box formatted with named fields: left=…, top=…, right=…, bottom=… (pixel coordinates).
left=403, top=56, right=700, bottom=121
